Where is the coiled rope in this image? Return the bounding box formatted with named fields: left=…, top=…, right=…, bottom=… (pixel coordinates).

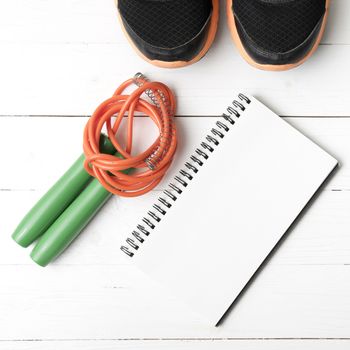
left=83, top=73, right=177, bottom=197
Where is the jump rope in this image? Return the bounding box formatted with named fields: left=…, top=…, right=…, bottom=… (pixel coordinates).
left=12, top=73, right=177, bottom=266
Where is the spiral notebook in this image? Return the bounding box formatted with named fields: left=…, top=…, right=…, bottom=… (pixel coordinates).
left=120, top=94, right=338, bottom=325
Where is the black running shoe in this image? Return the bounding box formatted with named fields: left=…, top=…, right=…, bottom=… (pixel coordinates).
left=116, top=0, right=219, bottom=68
left=227, top=0, right=329, bottom=70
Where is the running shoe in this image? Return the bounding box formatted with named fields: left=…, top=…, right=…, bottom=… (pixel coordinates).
left=227, top=0, right=329, bottom=70
left=116, top=0, right=219, bottom=68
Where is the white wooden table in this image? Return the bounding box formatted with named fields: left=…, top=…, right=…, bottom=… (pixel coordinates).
left=1, top=1, right=350, bottom=349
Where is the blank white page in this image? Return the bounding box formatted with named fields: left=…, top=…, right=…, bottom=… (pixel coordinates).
left=122, top=95, right=338, bottom=325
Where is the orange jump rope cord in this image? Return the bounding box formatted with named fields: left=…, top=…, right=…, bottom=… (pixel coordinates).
left=83, top=74, right=177, bottom=197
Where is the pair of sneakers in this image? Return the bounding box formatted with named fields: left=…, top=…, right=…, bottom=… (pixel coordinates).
left=116, top=0, right=329, bottom=71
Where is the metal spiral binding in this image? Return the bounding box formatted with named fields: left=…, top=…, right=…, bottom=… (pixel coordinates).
left=120, top=94, right=251, bottom=257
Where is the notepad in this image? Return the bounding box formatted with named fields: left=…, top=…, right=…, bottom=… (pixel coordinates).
left=120, top=94, right=338, bottom=325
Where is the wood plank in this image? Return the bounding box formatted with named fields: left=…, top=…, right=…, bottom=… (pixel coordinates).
left=1, top=117, right=349, bottom=339
left=0, top=117, right=348, bottom=190
left=0, top=1, right=349, bottom=116
left=1, top=0, right=350, bottom=345
left=2, top=44, right=350, bottom=116
left=0, top=340, right=350, bottom=350
left=0, top=0, right=346, bottom=45
left=3, top=189, right=350, bottom=266
left=0, top=264, right=350, bottom=339
left=2, top=117, right=350, bottom=266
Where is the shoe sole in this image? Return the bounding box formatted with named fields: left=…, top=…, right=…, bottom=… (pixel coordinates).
left=115, top=0, right=219, bottom=68
left=226, top=0, right=330, bottom=71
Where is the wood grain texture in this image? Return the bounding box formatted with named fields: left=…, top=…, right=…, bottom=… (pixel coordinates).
left=1, top=116, right=350, bottom=342
left=0, top=265, right=350, bottom=339
left=0, top=116, right=349, bottom=266
left=1, top=116, right=349, bottom=190
left=3, top=186, right=350, bottom=266
left=1, top=0, right=350, bottom=348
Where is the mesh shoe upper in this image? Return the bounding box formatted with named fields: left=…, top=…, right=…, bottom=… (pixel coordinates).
left=233, top=0, right=326, bottom=53
left=118, top=0, right=213, bottom=49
